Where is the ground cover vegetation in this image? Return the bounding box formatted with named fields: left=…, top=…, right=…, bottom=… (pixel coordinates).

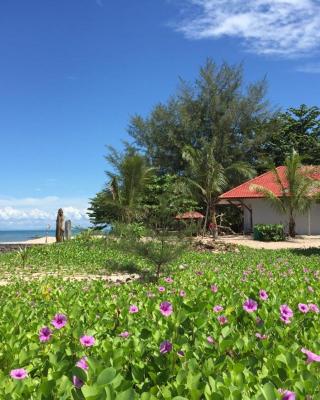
left=0, top=240, right=320, bottom=398
left=88, top=59, right=320, bottom=235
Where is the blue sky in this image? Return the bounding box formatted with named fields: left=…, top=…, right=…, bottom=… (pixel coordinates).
left=0, top=0, right=319, bottom=229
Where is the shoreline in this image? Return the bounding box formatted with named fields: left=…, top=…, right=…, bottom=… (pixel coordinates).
left=0, top=236, right=56, bottom=245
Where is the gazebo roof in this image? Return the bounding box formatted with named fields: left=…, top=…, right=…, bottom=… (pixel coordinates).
left=175, top=211, right=204, bottom=220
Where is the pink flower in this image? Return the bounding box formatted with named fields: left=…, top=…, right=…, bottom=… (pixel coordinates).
left=207, top=336, right=215, bottom=344
left=298, top=303, right=309, bottom=313
left=73, top=376, right=84, bottom=388
left=80, top=335, right=95, bottom=347
left=278, top=389, right=296, bottom=400
left=76, top=357, right=88, bottom=371
left=243, top=299, right=258, bottom=313
left=179, top=290, right=186, bottom=297
left=164, top=277, right=173, bottom=283
left=51, top=313, right=67, bottom=329
left=280, top=304, right=293, bottom=318
left=158, top=286, right=165, bottom=292
left=129, top=305, right=139, bottom=313
left=119, top=331, right=130, bottom=338
left=308, top=286, right=314, bottom=292
left=159, top=301, right=173, bottom=317
left=159, top=340, right=172, bottom=354
left=280, top=315, right=292, bottom=324
left=210, top=285, right=218, bottom=293
left=10, top=368, right=28, bottom=380
left=308, top=303, right=319, bottom=313
left=259, top=290, right=268, bottom=300
left=213, top=305, right=224, bottom=313
left=217, top=315, right=228, bottom=325
left=255, top=332, right=268, bottom=340
left=301, top=348, right=320, bottom=363
left=177, top=350, right=185, bottom=357
left=39, top=326, right=52, bottom=342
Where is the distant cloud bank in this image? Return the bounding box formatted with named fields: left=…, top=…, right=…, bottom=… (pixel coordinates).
left=0, top=196, right=89, bottom=229
left=176, top=0, right=320, bottom=57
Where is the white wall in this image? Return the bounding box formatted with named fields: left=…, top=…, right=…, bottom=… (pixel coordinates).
left=243, top=199, right=320, bottom=235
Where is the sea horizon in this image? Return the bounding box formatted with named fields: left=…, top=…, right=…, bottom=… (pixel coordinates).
left=0, top=228, right=85, bottom=243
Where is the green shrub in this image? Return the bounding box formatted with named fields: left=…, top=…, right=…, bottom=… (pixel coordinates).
left=253, top=223, right=285, bottom=242
left=111, top=222, right=147, bottom=239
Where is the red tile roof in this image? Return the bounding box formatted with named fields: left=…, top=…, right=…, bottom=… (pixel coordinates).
left=219, top=166, right=320, bottom=199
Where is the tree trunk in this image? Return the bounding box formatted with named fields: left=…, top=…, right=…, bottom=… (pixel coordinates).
left=202, top=204, right=209, bottom=236
left=211, top=204, right=218, bottom=239
left=289, top=214, right=296, bottom=238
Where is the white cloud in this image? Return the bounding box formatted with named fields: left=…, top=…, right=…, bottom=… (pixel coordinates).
left=296, top=62, right=320, bottom=73
left=175, top=0, right=320, bottom=56
left=0, top=196, right=90, bottom=229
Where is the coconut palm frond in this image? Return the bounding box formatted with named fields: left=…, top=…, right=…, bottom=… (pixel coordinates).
left=225, top=161, right=256, bottom=183
left=250, top=184, right=286, bottom=214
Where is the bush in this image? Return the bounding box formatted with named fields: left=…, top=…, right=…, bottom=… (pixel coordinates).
left=253, top=224, right=285, bottom=242
left=110, top=222, right=147, bottom=239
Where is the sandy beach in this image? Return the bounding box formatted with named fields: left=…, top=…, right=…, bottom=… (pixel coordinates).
left=0, top=236, right=56, bottom=245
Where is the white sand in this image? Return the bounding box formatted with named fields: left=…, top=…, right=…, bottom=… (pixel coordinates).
left=218, top=235, right=320, bottom=250
left=0, top=236, right=56, bottom=245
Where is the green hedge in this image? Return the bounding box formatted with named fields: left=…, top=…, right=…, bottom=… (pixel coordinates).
left=253, top=224, right=285, bottom=242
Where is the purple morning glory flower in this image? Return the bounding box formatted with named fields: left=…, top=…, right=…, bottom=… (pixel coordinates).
left=51, top=313, right=67, bottom=329
left=255, top=332, right=268, bottom=340
left=217, top=315, right=228, bottom=325
left=76, top=357, right=88, bottom=371
left=309, top=303, right=319, bottom=313
left=301, top=348, right=320, bottom=363
left=39, top=326, right=52, bottom=342
left=243, top=299, right=258, bottom=313
left=259, top=290, right=268, bottom=300
left=280, top=304, right=293, bottom=318
left=119, top=331, right=130, bottom=338
left=73, top=375, right=84, bottom=388
left=298, top=303, right=309, bottom=313
left=210, top=285, right=218, bottom=293
left=159, top=340, right=172, bottom=354
left=80, top=335, right=95, bottom=347
left=129, top=305, right=139, bottom=313
left=159, top=301, right=173, bottom=317
left=278, top=389, right=295, bottom=400
left=10, top=368, right=28, bottom=380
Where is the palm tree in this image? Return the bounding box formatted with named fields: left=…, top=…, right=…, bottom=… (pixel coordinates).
left=182, top=141, right=255, bottom=238
left=88, top=146, right=154, bottom=225
left=252, top=151, right=320, bottom=237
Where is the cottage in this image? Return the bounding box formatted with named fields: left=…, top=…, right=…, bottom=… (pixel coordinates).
left=218, top=166, right=320, bottom=235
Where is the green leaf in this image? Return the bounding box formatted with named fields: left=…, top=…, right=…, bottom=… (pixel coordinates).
left=261, top=382, right=277, bottom=400
left=116, top=388, right=136, bottom=400
left=97, top=368, right=117, bottom=386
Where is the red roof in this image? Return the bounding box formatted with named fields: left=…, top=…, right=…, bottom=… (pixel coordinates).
left=175, top=211, right=204, bottom=219
left=219, top=166, right=320, bottom=199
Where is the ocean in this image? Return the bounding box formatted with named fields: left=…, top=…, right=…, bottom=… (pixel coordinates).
left=0, top=229, right=83, bottom=243
left=0, top=230, right=55, bottom=243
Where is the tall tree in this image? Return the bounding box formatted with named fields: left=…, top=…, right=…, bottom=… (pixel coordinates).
left=262, top=105, right=320, bottom=166
left=252, top=152, right=320, bottom=237
left=182, top=140, right=255, bottom=237
left=88, top=146, right=153, bottom=225
left=129, top=59, right=274, bottom=175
